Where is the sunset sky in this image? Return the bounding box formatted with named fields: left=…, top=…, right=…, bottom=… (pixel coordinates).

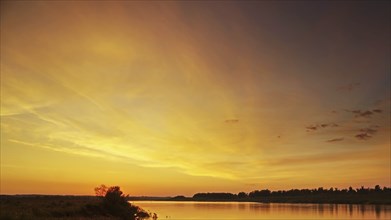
left=1, top=1, right=390, bottom=196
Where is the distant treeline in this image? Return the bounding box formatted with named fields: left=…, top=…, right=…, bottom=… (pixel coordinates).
left=189, top=185, right=391, bottom=204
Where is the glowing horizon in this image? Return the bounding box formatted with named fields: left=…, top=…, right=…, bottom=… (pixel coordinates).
left=1, top=1, right=390, bottom=196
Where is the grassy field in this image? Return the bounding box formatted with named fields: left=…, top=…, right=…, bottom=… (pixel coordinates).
left=0, top=195, right=145, bottom=220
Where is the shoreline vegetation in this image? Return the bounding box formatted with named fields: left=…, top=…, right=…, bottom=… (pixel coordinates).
left=0, top=185, right=390, bottom=220
left=132, top=185, right=391, bottom=205
left=1, top=185, right=151, bottom=220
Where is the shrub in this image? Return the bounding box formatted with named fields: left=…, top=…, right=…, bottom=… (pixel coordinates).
left=94, top=185, right=150, bottom=220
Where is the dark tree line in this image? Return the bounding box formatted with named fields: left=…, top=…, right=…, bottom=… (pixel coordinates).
left=192, top=185, right=391, bottom=204
left=193, top=192, right=237, bottom=200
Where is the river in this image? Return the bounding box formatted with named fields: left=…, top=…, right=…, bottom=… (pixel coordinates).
left=132, top=201, right=391, bottom=219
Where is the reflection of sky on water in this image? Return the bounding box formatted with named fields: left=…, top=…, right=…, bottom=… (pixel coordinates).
left=132, top=201, right=391, bottom=219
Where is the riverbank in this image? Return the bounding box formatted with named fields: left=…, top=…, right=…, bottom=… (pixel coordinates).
left=0, top=195, right=149, bottom=220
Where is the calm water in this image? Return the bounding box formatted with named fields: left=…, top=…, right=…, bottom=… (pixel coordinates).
left=132, top=201, right=391, bottom=219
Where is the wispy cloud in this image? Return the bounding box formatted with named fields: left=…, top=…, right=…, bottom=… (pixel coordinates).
left=359, top=127, right=378, bottom=135
left=7, top=139, right=137, bottom=162
left=268, top=149, right=379, bottom=167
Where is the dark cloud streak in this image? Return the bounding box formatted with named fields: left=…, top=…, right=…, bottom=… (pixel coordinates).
left=225, top=119, right=239, bottom=123
left=355, top=126, right=379, bottom=140
left=337, top=83, right=360, bottom=92
left=306, top=123, right=339, bottom=132
left=326, top=137, right=344, bottom=143
left=355, top=133, right=372, bottom=140
left=345, top=109, right=382, bottom=118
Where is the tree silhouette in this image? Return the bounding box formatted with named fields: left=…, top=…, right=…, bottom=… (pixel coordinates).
left=94, top=184, right=108, bottom=197
left=104, top=186, right=128, bottom=206
left=238, top=192, right=248, bottom=199
left=92, top=185, right=149, bottom=220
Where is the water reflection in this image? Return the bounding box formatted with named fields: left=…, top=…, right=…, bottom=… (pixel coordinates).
left=132, top=201, right=391, bottom=220
left=375, top=205, right=381, bottom=219
left=192, top=202, right=234, bottom=210
left=349, top=204, right=353, bottom=217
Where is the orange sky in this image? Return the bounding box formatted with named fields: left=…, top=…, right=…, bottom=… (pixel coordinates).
left=1, top=1, right=390, bottom=196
